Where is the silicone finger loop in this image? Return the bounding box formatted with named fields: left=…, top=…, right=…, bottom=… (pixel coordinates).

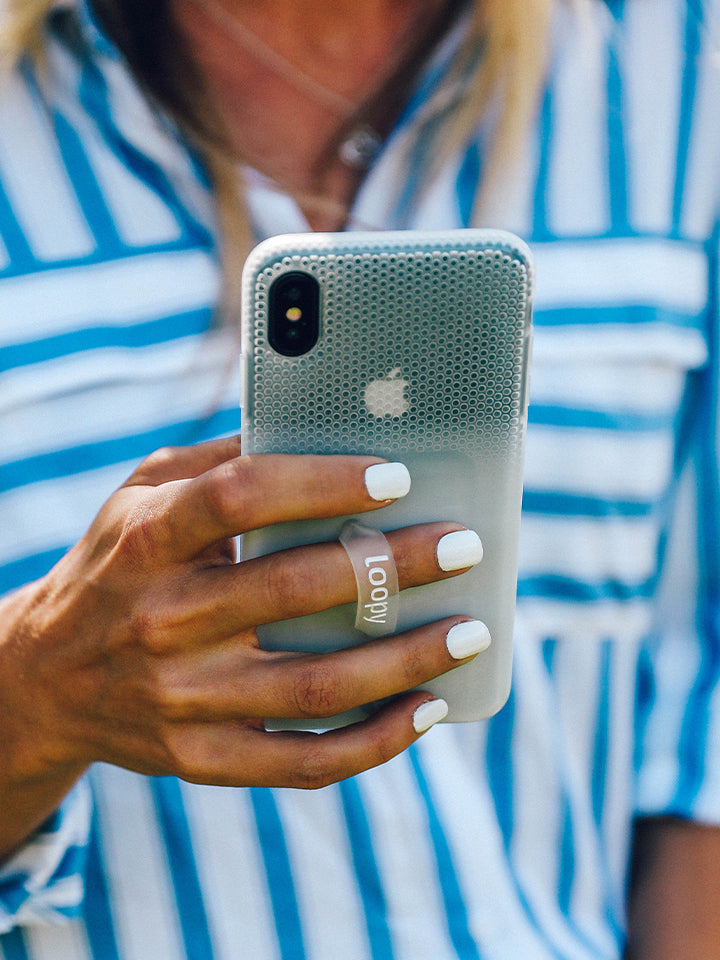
left=339, top=520, right=400, bottom=637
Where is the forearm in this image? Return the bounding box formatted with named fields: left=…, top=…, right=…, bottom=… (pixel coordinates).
left=625, top=816, right=720, bottom=959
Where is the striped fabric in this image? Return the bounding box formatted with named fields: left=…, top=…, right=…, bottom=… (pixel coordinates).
left=1, top=1, right=719, bottom=958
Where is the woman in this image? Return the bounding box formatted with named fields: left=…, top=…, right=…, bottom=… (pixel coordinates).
left=0, top=0, right=719, bottom=957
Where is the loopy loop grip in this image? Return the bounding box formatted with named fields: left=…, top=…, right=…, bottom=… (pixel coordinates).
left=339, top=520, right=400, bottom=637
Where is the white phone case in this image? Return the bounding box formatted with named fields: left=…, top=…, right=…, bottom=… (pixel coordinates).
left=240, top=229, right=533, bottom=725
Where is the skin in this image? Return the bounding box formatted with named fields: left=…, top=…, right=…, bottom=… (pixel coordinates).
left=625, top=818, right=720, bottom=959
left=0, top=437, right=479, bottom=859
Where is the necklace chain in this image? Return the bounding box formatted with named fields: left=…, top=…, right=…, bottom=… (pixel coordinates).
left=183, top=0, right=447, bottom=170
left=186, top=0, right=362, bottom=120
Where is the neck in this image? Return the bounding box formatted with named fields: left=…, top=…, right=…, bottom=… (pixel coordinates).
left=172, top=0, right=459, bottom=228
left=184, top=0, right=434, bottom=98
left=211, top=0, right=412, bottom=32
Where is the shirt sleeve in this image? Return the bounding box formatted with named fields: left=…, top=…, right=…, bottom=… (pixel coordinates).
left=634, top=236, right=720, bottom=824
left=0, top=777, right=92, bottom=931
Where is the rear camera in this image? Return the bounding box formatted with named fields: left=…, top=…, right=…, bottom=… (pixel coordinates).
left=268, top=271, right=320, bottom=357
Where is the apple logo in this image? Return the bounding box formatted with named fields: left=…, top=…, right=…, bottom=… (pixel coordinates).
left=363, top=368, right=410, bottom=419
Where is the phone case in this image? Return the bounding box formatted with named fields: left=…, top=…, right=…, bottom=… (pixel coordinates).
left=240, top=229, right=533, bottom=725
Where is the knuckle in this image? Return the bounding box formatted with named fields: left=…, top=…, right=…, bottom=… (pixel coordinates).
left=291, top=662, right=345, bottom=718
left=202, top=457, right=252, bottom=526
left=138, top=445, right=180, bottom=476
left=128, top=604, right=174, bottom=655
left=118, top=507, right=164, bottom=564
left=292, top=746, right=336, bottom=790
left=264, top=559, right=315, bottom=619
left=119, top=641, right=187, bottom=719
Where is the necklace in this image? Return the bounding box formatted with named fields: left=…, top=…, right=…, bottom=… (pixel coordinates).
left=183, top=0, right=438, bottom=170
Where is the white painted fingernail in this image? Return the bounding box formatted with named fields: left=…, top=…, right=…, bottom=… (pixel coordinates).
left=446, top=620, right=492, bottom=660
left=436, top=529, right=483, bottom=571
left=364, top=462, right=411, bottom=501
left=413, top=698, right=449, bottom=733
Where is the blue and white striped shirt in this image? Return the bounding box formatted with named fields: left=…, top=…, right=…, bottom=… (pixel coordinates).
left=1, top=1, right=719, bottom=957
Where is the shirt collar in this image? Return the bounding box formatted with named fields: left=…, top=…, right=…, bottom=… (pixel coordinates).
left=49, top=0, right=120, bottom=60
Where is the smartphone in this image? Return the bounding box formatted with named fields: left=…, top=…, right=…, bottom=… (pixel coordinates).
left=240, top=229, right=533, bottom=726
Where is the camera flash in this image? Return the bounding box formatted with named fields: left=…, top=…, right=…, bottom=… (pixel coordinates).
left=286, top=307, right=302, bottom=321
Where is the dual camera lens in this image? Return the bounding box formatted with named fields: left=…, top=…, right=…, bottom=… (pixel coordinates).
left=268, top=271, right=320, bottom=357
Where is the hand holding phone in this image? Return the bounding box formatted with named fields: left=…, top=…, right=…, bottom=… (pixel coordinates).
left=0, top=434, right=495, bottom=855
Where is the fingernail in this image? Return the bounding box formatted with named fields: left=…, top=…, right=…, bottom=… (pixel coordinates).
left=436, top=529, right=483, bottom=571
left=413, top=698, right=449, bottom=733
left=446, top=620, right=492, bottom=660
left=364, top=462, right=411, bottom=501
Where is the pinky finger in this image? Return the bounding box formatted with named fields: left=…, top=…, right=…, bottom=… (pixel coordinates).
left=176, top=693, right=448, bottom=790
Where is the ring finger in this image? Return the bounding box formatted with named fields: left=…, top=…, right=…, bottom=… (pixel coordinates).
left=179, top=521, right=483, bottom=641
left=147, top=614, right=490, bottom=722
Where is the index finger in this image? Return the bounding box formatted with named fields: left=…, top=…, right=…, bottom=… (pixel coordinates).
left=159, top=454, right=410, bottom=560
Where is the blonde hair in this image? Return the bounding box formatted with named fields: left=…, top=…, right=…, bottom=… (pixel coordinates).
left=1, top=0, right=554, bottom=301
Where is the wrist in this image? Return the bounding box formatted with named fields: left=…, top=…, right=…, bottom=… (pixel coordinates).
left=0, top=581, right=91, bottom=858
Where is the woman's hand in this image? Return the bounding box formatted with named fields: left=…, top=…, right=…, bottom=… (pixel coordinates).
left=0, top=436, right=484, bottom=856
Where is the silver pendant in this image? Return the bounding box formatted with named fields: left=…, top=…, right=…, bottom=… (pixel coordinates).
left=338, top=124, right=382, bottom=169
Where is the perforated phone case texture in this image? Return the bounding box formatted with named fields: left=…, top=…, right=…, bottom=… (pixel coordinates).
left=241, top=230, right=533, bottom=724
left=242, top=231, right=531, bottom=462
